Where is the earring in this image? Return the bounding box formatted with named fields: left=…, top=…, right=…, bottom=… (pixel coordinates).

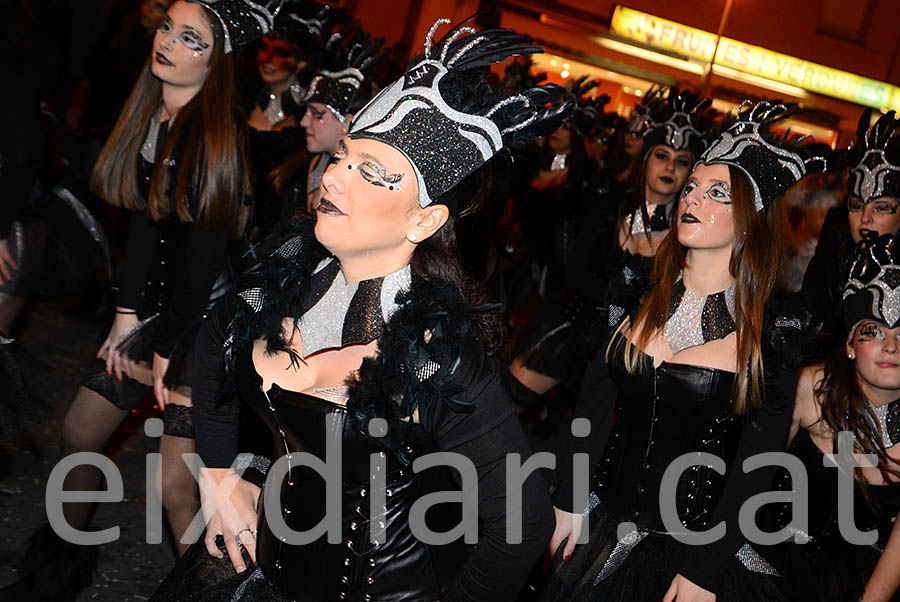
left=848, top=353, right=855, bottom=360
left=407, top=233, right=417, bottom=242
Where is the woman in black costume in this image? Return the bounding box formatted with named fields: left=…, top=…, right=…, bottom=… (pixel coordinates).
left=58, top=0, right=261, bottom=556
left=802, top=110, right=900, bottom=357
left=763, top=234, right=900, bottom=601
left=505, top=88, right=713, bottom=412
left=149, top=18, right=571, bottom=602
left=245, top=2, right=345, bottom=238
left=540, top=102, right=822, bottom=602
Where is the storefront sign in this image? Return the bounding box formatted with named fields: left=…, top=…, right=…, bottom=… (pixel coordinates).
left=610, top=5, right=900, bottom=110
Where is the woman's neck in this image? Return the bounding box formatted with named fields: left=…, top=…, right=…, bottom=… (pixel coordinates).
left=161, top=82, right=201, bottom=120
left=337, top=251, right=413, bottom=284
left=644, top=182, right=675, bottom=206
left=270, top=75, right=296, bottom=96
left=861, top=381, right=900, bottom=407
left=683, top=246, right=735, bottom=295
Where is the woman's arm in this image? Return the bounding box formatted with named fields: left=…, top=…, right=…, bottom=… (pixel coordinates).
left=103, top=212, right=160, bottom=379
left=117, top=211, right=160, bottom=310
left=193, top=293, right=241, bottom=469
left=860, top=511, right=900, bottom=602
left=419, top=332, right=554, bottom=602
left=153, top=224, right=229, bottom=359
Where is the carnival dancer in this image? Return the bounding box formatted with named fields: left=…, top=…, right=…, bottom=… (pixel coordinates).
left=149, top=17, right=571, bottom=602
left=540, top=102, right=822, bottom=601
left=763, top=233, right=900, bottom=601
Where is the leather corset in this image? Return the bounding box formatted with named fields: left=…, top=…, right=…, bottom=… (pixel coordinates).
left=235, top=351, right=466, bottom=601
left=768, top=429, right=900, bottom=550
left=595, top=351, right=739, bottom=533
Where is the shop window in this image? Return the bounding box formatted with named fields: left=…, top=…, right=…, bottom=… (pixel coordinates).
left=817, top=0, right=869, bottom=42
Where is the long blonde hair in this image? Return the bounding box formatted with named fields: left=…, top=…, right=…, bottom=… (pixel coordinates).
left=608, top=165, right=785, bottom=413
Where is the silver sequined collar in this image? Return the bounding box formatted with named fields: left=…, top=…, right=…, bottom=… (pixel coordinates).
left=296, top=258, right=411, bottom=357
left=870, top=398, right=900, bottom=449
left=140, top=105, right=168, bottom=164
left=663, top=278, right=736, bottom=355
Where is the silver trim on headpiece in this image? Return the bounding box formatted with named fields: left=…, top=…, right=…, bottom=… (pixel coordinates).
left=844, top=238, right=900, bottom=330
left=189, top=0, right=282, bottom=54
left=699, top=101, right=815, bottom=212
left=851, top=150, right=900, bottom=202
left=350, top=19, right=549, bottom=208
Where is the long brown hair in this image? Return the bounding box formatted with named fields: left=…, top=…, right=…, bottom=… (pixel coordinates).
left=91, top=5, right=251, bottom=238
left=610, top=165, right=784, bottom=413
left=617, top=154, right=651, bottom=243
left=818, top=350, right=900, bottom=500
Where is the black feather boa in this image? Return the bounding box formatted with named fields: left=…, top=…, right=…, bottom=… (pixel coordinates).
left=228, top=220, right=481, bottom=463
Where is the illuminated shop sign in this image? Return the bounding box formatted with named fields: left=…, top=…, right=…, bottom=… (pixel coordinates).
left=610, top=5, right=900, bottom=110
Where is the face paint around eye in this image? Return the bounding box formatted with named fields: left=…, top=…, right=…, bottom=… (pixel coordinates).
left=859, top=323, right=885, bottom=339
left=703, top=182, right=732, bottom=204
left=874, top=202, right=899, bottom=215
left=346, top=162, right=404, bottom=191
left=848, top=198, right=865, bottom=212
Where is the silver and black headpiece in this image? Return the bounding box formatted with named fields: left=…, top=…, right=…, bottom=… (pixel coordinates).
left=565, top=76, right=610, bottom=136
left=305, top=29, right=388, bottom=122
left=699, top=101, right=826, bottom=212
left=848, top=110, right=900, bottom=204
left=626, top=85, right=665, bottom=135
left=642, top=88, right=712, bottom=160
left=844, top=234, right=900, bottom=335
left=187, top=0, right=282, bottom=53
left=349, top=18, right=572, bottom=209
left=271, top=1, right=346, bottom=57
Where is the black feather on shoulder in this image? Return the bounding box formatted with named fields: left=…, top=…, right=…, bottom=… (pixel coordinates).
left=346, top=276, right=478, bottom=461
left=227, top=218, right=483, bottom=462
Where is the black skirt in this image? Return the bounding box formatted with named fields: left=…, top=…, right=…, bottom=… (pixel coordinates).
left=537, top=502, right=788, bottom=602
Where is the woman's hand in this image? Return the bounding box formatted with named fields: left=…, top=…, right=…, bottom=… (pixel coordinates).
left=663, top=574, right=716, bottom=602
left=152, top=352, right=170, bottom=407
left=547, top=506, right=583, bottom=561
left=98, top=309, right=139, bottom=381
left=200, top=468, right=262, bottom=574
left=0, top=238, right=18, bottom=285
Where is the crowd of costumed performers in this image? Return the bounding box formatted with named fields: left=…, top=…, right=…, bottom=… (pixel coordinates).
left=1, top=1, right=900, bottom=600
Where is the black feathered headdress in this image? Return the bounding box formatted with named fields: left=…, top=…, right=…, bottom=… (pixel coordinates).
left=304, top=28, right=388, bottom=122
left=699, top=101, right=827, bottom=212
left=642, top=88, right=712, bottom=160
left=271, top=1, right=346, bottom=58
left=848, top=110, right=900, bottom=204
left=627, top=85, right=665, bottom=135
left=565, top=76, right=608, bottom=136
left=187, top=0, right=282, bottom=53
left=844, top=233, right=900, bottom=335
left=349, top=17, right=573, bottom=209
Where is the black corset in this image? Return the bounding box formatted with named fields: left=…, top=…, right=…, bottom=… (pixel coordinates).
left=766, top=429, right=900, bottom=550
left=235, top=351, right=466, bottom=601
left=595, top=351, right=739, bottom=533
